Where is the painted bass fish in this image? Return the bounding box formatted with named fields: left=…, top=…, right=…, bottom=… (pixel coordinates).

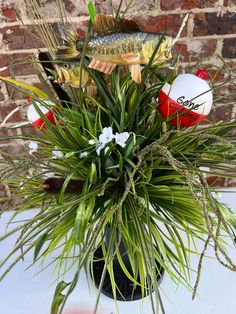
left=54, top=61, right=89, bottom=88
left=56, top=14, right=172, bottom=84
left=53, top=60, right=97, bottom=97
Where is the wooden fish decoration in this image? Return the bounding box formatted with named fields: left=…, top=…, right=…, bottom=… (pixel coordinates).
left=56, top=14, right=172, bottom=84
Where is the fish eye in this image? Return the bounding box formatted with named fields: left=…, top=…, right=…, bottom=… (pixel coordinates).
left=63, top=63, right=70, bottom=70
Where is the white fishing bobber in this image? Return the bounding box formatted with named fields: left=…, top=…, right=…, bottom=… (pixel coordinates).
left=158, top=69, right=213, bottom=127
left=27, top=98, right=56, bottom=129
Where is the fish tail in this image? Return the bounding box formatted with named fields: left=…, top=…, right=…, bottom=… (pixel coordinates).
left=56, top=27, right=80, bottom=60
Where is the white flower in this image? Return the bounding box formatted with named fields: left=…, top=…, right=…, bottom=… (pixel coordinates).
left=99, top=127, right=114, bottom=144
left=89, top=128, right=129, bottom=156
left=28, top=141, right=38, bottom=155
left=96, top=144, right=110, bottom=156
left=96, top=143, right=105, bottom=156
left=115, top=132, right=130, bottom=148
left=52, top=150, right=64, bottom=159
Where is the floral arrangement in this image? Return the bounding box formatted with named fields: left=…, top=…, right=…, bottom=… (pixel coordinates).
left=0, top=1, right=236, bottom=314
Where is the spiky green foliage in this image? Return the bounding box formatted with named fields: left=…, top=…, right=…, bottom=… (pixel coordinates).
left=1, top=2, right=236, bottom=314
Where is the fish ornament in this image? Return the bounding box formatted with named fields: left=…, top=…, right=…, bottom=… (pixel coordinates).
left=56, top=14, right=173, bottom=84
left=53, top=24, right=90, bottom=88
left=53, top=61, right=97, bottom=97
left=54, top=61, right=89, bottom=88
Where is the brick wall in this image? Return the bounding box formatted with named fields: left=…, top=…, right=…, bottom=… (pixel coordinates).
left=0, top=0, right=236, bottom=188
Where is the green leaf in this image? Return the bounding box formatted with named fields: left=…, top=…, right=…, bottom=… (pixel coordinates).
left=88, top=1, right=96, bottom=23
left=56, top=173, right=75, bottom=205
left=64, top=151, right=77, bottom=158
left=33, top=233, right=48, bottom=262
left=0, top=76, right=48, bottom=99
left=73, top=201, right=87, bottom=244
left=50, top=281, right=69, bottom=314
left=124, top=135, right=136, bottom=157
left=89, top=162, right=97, bottom=185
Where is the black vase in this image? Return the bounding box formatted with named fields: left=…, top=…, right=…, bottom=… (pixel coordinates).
left=91, top=228, right=164, bottom=301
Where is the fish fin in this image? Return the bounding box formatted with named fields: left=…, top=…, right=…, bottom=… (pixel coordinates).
left=58, top=24, right=73, bottom=44
left=86, top=85, right=97, bottom=98
left=121, top=53, right=140, bottom=63
left=129, top=64, right=142, bottom=84
left=56, top=27, right=80, bottom=60
left=88, top=59, right=116, bottom=74
left=93, top=13, right=140, bottom=36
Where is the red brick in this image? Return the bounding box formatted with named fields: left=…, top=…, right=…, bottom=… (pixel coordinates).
left=226, top=178, right=236, bottom=186
left=0, top=141, right=27, bottom=156
left=75, top=20, right=90, bottom=37
left=33, top=0, right=88, bottom=18
left=193, top=13, right=218, bottom=36
left=95, top=0, right=155, bottom=15
left=222, top=38, right=236, bottom=58
left=0, top=92, right=5, bottom=101
left=175, top=39, right=217, bottom=62
left=193, top=12, right=236, bottom=36
left=0, top=81, right=8, bottom=101
left=207, top=176, right=227, bottom=187
left=21, top=124, right=38, bottom=137
left=0, top=55, right=11, bottom=77
left=207, top=68, right=225, bottom=82
left=213, top=84, right=230, bottom=100
left=161, top=0, right=218, bottom=10
left=0, top=127, right=20, bottom=144
left=228, top=83, right=236, bottom=99
left=211, top=82, right=236, bottom=108
left=224, top=0, right=236, bottom=5
left=0, top=103, right=22, bottom=123
left=20, top=105, right=30, bottom=122
left=6, top=84, right=28, bottom=101
left=225, top=61, right=236, bottom=75
left=64, top=0, right=76, bottom=13
left=208, top=104, right=233, bottom=122
left=0, top=184, right=9, bottom=197
left=1, top=7, right=17, bottom=21
left=135, top=14, right=187, bottom=37
left=175, top=43, right=192, bottom=62
left=1, top=25, right=45, bottom=50
left=6, top=53, right=36, bottom=76
left=4, top=75, right=42, bottom=101
left=196, top=168, right=235, bottom=188
left=0, top=197, right=23, bottom=211
left=218, top=13, right=236, bottom=35
left=6, top=80, right=43, bottom=101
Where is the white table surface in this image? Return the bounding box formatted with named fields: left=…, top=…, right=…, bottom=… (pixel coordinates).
left=0, top=190, right=236, bottom=314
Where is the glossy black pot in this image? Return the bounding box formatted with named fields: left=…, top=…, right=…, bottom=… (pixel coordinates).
left=91, top=228, right=164, bottom=301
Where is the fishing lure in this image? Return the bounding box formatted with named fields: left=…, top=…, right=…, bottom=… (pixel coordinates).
left=56, top=14, right=172, bottom=84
